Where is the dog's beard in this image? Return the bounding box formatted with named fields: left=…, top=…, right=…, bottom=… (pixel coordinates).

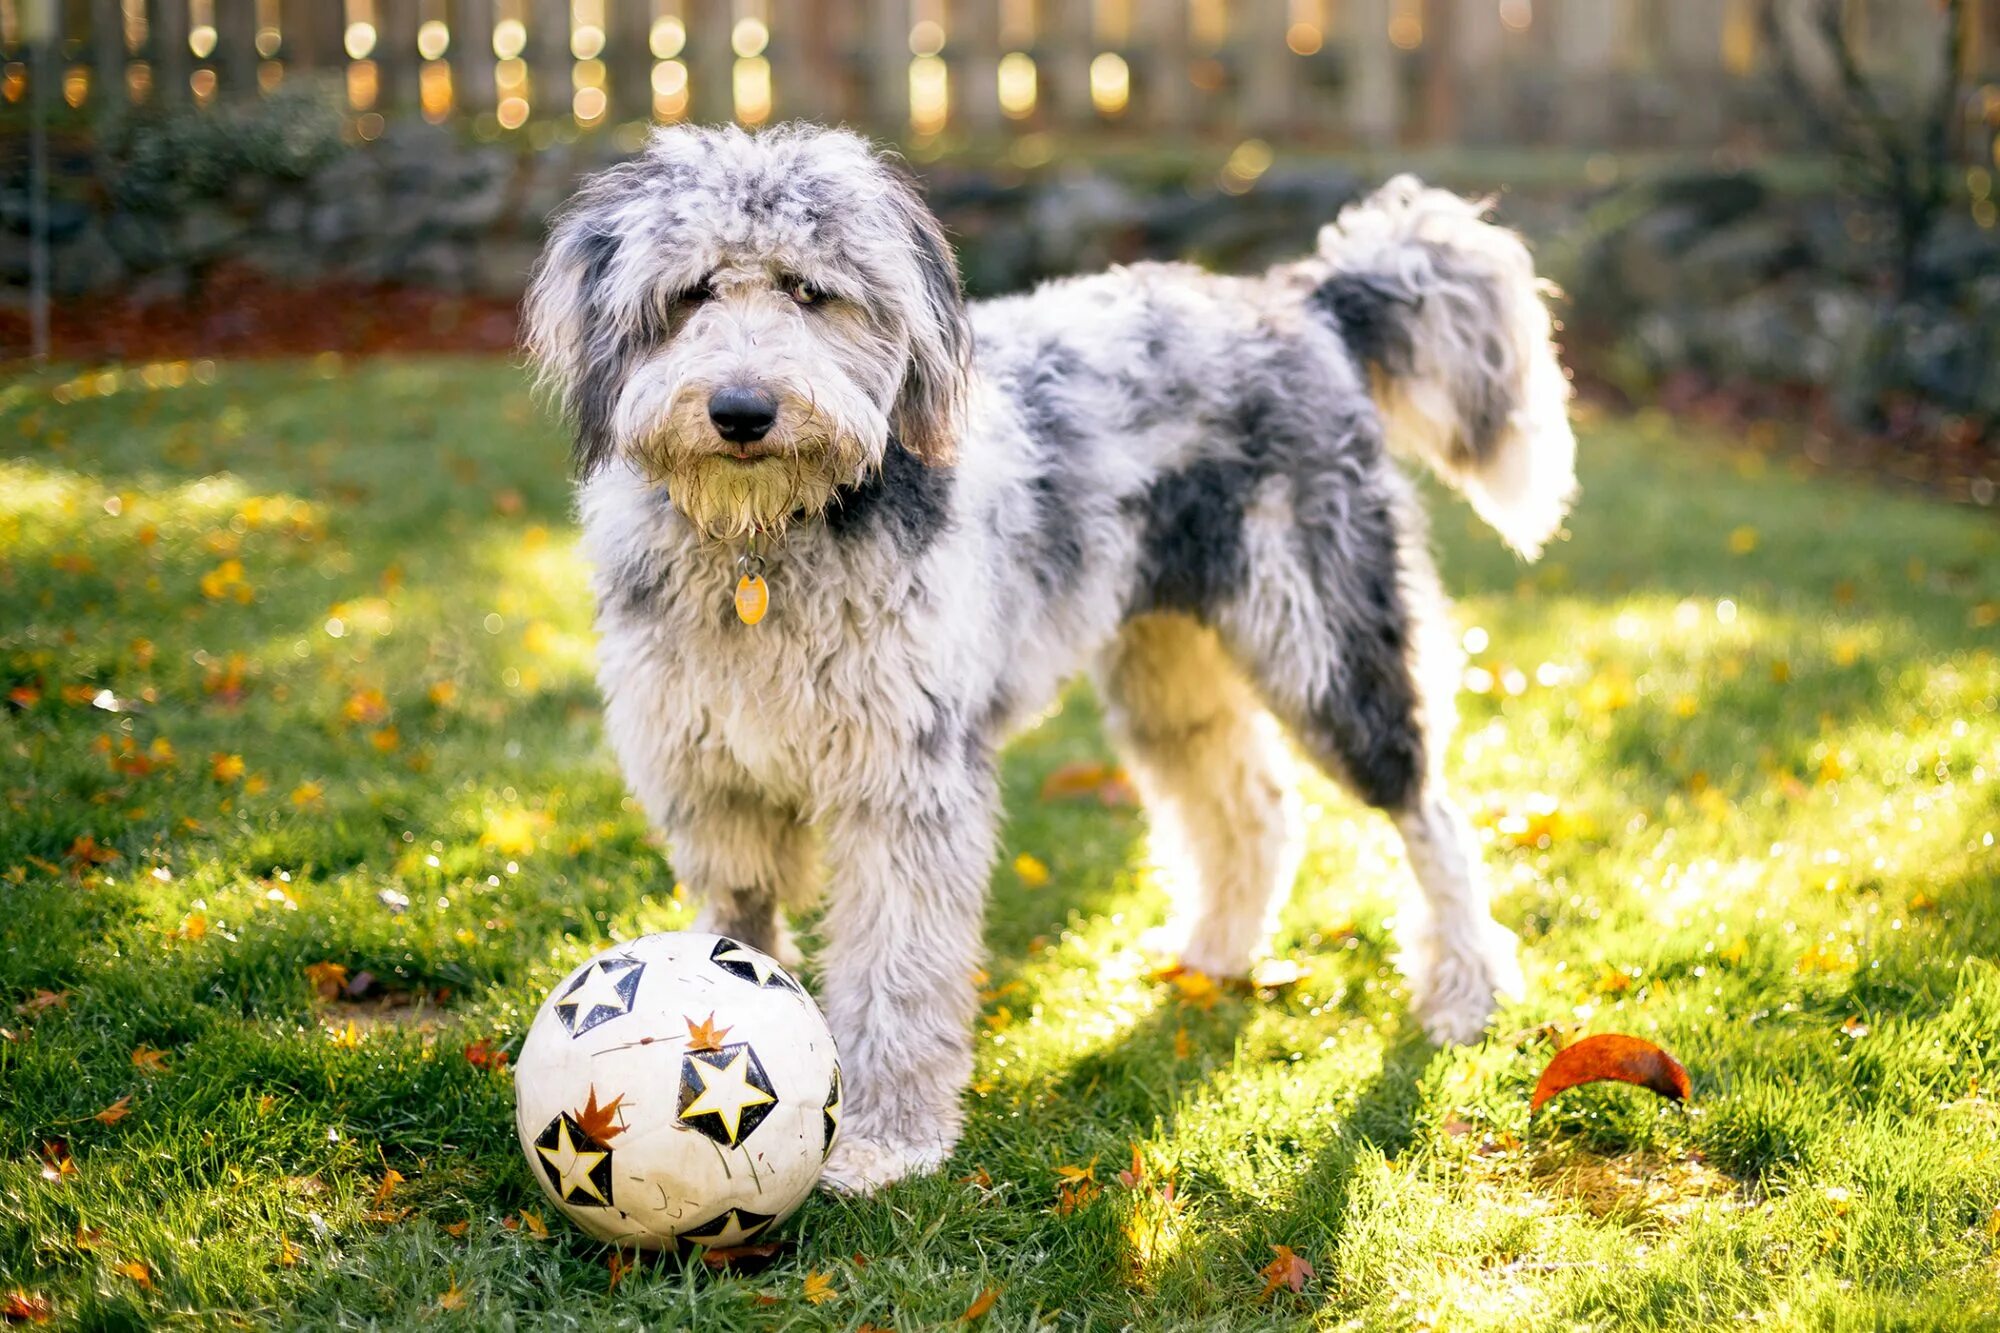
left=653, top=453, right=842, bottom=541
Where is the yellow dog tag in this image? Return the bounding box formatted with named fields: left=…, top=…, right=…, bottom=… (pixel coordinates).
left=735, top=572, right=768, bottom=625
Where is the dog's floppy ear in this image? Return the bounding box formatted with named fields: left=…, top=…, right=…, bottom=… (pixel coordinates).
left=523, top=162, right=648, bottom=476
left=880, top=170, right=970, bottom=466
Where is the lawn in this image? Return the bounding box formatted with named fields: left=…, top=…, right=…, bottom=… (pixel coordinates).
left=1, top=356, right=1996, bottom=1331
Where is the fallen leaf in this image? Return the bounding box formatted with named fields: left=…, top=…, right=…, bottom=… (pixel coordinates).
left=209, top=753, right=246, bottom=783
left=114, top=1261, right=151, bottom=1289
left=438, top=1280, right=466, bottom=1311
left=801, top=1270, right=838, bottom=1304
left=130, top=1046, right=168, bottom=1075
left=958, top=1168, right=992, bottom=1190
left=1170, top=970, right=1220, bottom=1009
left=65, top=835, right=119, bottom=869
left=372, top=1169, right=405, bottom=1208
left=684, top=1012, right=732, bottom=1052
left=74, top=1225, right=101, bottom=1250
left=39, top=1142, right=75, bottom=1184
left=1258, top=1244, right=1315, bottom=1299
left=93, top=1095, right=133, bottom=1125
left=14, top=990, right=68, bottom=1018
left=276, top=1237, right=300, bottom=1268
left=960, top=1286, right=1000, bottom=1322
left=463, top=1038, right=509, bottom=1071
left=1011, top=853, right=1050, bottom=888
left=3, top=1289, right=51, bottom=1323
left=698, top=1242, right=784, bottom=1270
left=573, top=1085, right=627, bottom=1143
left=607, top=1248, right=632, bottom=1292
left=1173, top=1027, right=1193, bottom=1060
left=517, top=1208, right=549, bottom=1239
left=1116, top=1142, right=1146, bottom=1190
left=442, top=1221, right=470, bottom=1239
left=1529, top=1033, right=1693, bottom=1114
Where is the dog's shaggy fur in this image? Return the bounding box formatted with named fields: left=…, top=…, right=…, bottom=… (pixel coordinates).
left=526, top=124, right=1577, bottom=1193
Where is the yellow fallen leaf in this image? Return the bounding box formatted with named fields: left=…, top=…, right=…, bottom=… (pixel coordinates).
left=1012, top=853, right=1049, bottom=888
left=115, top=1261, right=151, bottom=1288
left=802, top=1270, right=838, bottom=1304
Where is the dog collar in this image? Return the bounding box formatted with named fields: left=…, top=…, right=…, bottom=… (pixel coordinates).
left=734, top=533, right=769, bottom=626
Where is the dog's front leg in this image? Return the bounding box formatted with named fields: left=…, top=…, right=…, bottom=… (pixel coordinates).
left=815, top=773, right=997, bottom=1194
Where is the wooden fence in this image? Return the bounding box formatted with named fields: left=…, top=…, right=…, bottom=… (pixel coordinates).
left=1, top=0, right=1995, bottom=149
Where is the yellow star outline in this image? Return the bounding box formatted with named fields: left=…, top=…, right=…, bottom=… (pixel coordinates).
left=536, top=1117, right=609, bottom=1203
left=680, top=1049, right=776, bottom=1145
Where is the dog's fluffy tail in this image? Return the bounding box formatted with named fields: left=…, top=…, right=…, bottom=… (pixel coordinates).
left=1311, top=175, right=1577, bottom=559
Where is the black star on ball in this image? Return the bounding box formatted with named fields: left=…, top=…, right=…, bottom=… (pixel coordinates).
left=534, top=1112, right=615, bottom=1208
left=676, top=1041, right=777, bottom=1148
left=709, top=936, right=800, bottom=992
left=822, top=1063, right=843, bottom=1160
left=554, top=956, right=645, bottom=1037
left=678, top=1206, right=776, bottom=1248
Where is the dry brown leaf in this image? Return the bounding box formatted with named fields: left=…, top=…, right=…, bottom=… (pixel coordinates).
left=698, top=1241, right=784, bottom=1270
left=15, top=990, right=68, bottom=1018
left=684, top=1012, right=732, bottom=1053
left=573, top=1086, right=627, bottom=1143
left=1530, top=1033, right=1693, bottom=1114
left=607, top=1248, right=633, bottom=1292
left=93, top=1095, right=133, bottom=1125
left=442, top=1220, right=470, bottom=1239
left=960, top=1286, right=1000, bottom=1322
left=1258, top=1245, right=1315, bottom=1299
left=129, top=1046, right=168, bottom=1075
left=2, top=1289, right=51, bottom=1323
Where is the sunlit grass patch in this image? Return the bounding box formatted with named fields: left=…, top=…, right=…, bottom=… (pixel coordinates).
left=2, top=357, right=1997, bottom=1329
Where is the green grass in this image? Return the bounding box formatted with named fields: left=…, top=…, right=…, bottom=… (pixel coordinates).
left=1, top=357, right=1996, bottom=1331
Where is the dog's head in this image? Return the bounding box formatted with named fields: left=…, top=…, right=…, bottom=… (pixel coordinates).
left=524, top=123, right=969, bottom=541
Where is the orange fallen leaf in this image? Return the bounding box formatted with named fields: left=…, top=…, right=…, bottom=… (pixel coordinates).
left=960, top=1286, right=1000, bottom=1322
left=39, top=1141, right=76, bottom=1184
left=574, top=1085, right=627, bottom=1143
left=1258, top=1244, right=1315, bottom=1299
left=130, top=1046, right=168, bottom=1075
left=372, top=1169, right=405, bottom=1208
left=14, top=990, right=68, bottom=1018
left=114, top=1261, right=151, bottom=1289
left=209, top=753, right=246, bottom=783
left=93, top=1095, right=133, bottom=1126
left=303, top=961, right=349, bottom=1001
left=684, top=1012, right=732, bottom=1052
left=1529, top=1032, right=1692, bottom=1114
left=1173, top=1027, right=1193, bottom=1060
left=463, top=1038, right=509, bottom=1071
left=65, top=835, right=119, bottom=869
left=1170, top=970, right=1220, bottom=1008
left=1037, top=761, right=1137, bottom=807
left=1116, top=1142, right=1147, bottom=1189
left=517, top=1208, right=549, bottom=1240
left=276, top=1237, right=300, bottom=1268
left=3, top=1289, right=51, bottom=1322
left=442, top=1220, right=470, bottom=1239
left=438, top=1280, right=466, bottom=1311
left=801, top=1270, right=838, bottom=1304
left=74, top=1225, right=101, bottom=1250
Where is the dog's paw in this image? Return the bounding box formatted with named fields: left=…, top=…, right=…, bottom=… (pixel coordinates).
left=1139, top=922, right=1257, bottom=981
left=818, top=1137, right=947, bottom=1196
left=1408, top=921, right=1524, bottom=1046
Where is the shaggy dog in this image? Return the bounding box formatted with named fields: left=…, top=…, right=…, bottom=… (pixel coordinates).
left=525, top=123, right=1577, bottom=1193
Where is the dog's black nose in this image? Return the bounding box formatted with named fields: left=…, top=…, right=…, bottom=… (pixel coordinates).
left=708, top=386, right=779, bottom=444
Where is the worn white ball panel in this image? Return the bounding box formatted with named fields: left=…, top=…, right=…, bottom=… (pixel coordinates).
left=514, top=931, right=841, bottom=1249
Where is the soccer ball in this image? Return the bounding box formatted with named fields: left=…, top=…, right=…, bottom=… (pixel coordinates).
left=514, top=931, right=841, bottom=1249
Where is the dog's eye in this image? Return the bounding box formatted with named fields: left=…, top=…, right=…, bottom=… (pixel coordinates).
left=679, top=278, right=713, bottom=307
left=787, top=279, right=822, bottom=307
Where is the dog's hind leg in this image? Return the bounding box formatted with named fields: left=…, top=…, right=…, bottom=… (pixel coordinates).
left=1217, top=464, right=1521, bottom=1044
left=1096, top=612, right=1303, bottom=980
